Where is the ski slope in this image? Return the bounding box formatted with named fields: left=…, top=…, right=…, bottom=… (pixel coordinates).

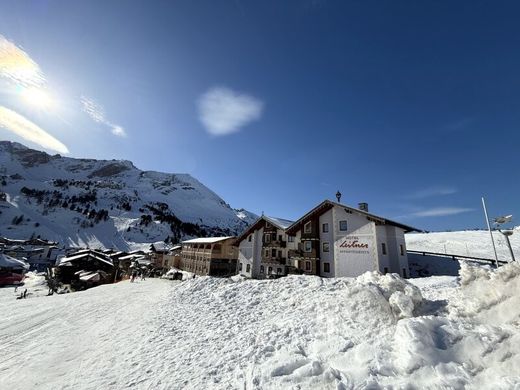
left=406, top=230, right=520, bottom=261
left=1, top=263, right=519, bottom=389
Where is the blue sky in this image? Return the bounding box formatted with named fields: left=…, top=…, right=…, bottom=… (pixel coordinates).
left=0, top=1, right=518, bottom=231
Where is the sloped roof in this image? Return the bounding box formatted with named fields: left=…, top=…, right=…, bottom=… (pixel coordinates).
left=59, top=250, right=113, bottom=267
left=264, top=216, right=294, bottom=229
left=0, top=253, right=29, bottom=269
left=286, top=199, right=420, bottom=234
left=234, top=215, right=293, bottom=245
left=150, top=242, right=171, bottom=253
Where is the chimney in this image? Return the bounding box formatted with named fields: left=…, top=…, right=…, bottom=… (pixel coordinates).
left=358, top=202, right=368, bottom=212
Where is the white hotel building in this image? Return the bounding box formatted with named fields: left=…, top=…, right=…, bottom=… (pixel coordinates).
left=236, top=200, right=418, bottom=279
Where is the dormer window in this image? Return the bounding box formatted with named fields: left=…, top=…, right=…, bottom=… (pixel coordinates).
left=304, top=221, right=312, bottom=234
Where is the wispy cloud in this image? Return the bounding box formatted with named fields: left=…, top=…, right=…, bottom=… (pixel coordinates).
left=0, top=106, right=69, bottom=154
left=197, top=86, right=263, bottom=136
left=410, top=207, right=474, bottom=217
left=0, top=35, right=45, bottom=87
left=407, top=186, right=457, bottom=199
left=80, top=96, right=126, bottom=137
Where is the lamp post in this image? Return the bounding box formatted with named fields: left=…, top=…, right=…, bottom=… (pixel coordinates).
left=482, top=197, right=499, bottom=267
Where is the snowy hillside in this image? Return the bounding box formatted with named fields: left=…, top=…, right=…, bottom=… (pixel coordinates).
left=406, top=230, right=519, bottom=261
left=0, top=141, right=257, bottom=249
left=1, top=263, right=519, bottom=389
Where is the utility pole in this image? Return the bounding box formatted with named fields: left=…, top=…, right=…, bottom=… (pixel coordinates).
left=481, top=197, right=499, bottom=268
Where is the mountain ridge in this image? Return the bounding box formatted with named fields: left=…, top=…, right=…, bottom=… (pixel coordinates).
left=0, top=141, right=257, bottom=250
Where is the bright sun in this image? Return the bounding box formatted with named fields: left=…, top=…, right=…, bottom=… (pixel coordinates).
left=20, top=87, right=54, bottom=109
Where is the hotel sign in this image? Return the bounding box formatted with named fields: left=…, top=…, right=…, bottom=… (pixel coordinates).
left=335, top=234, right=376, bottom=275
left=338, top=235, right=370, bottom=255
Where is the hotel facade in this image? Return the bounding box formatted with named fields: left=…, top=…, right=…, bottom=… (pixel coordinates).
left=236, top=200, right=417, bottom=279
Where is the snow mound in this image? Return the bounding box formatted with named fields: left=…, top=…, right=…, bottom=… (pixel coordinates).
left=167, top=272, right=424, bottom=388
left=1, top=265, right=520, bottom=389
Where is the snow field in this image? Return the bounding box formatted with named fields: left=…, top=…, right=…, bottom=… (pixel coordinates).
left=0, top=263, right=519, bottom=389
left=406, top=230, right=520, bottom=261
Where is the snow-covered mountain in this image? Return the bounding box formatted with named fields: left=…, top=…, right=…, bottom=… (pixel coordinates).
left=0, top=141, right=257, bottom=249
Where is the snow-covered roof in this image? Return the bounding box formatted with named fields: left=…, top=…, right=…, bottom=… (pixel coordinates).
left=0, top=253, right=29, bottom=270
left=170, top=245, right=182, bottom=251
left=118, top=254, right=146, bottom=261
left=150, top=242, right=171, bottom=252
left=59, top=251, right=113, bottom=267
left=182, top=236, right=235, bottom=244
left=264, top=216, right=294, bottom=230
left=234, top=215, right=293, bottom=245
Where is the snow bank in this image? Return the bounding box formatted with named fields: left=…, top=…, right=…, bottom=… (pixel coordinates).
left=1, top=265, right=519, bottom=389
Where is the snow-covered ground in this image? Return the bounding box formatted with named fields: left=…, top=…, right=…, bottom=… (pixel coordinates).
left=0, top=271, right=48, bottom=300
left=1, top=263, right=519, bottom=389
left=406, top=230, right=519, bottom=261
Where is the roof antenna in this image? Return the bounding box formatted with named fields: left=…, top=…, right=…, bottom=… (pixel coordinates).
left=336, top=191, right=342, bottom=203
left=261, top=211, right=264, bottom=216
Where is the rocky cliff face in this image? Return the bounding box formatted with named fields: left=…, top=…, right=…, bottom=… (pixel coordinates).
left=0, top=141, right=257, bottom=250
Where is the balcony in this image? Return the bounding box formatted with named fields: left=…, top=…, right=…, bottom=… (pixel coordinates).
left=262, top=256, right=287, bottom=265
left=263, top=239, right=286, bottom=248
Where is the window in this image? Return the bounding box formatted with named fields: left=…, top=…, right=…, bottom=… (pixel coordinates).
left=381, top=243, right=387, bottom=255
left=400, top=244, right=404, bottom=256
left=268, top=266, right=273, bottom=274
left=304, top=241, right=312, bottom=252
left=383, top=267, right=389, bottom=274
left=323, top=242, right=330, bottom=252
left=305, top=261, right=311, bottom=271
left=288, top=235, right=295, bottom=243
left=323, top=262, right=330, bottom=273
left=271, top=248, right=277, bottom=257
left=265, top=234, right=271, bottom=243
left=265, top=249, right=269, bottom=257
left=304, top=221, right=312, bottom=234
left=402, top=268, right=407, bottom=278
left=278, top=235, right=282, bottom=241
left=322, top=223, right=329, bottom=233
left=239, top=263, right=243, bottom=271
left=339, top=220, right=348, bottom=231
left=248, top=235, right=252, bottom=242
left=277, top=268, right=282, bottom=274
left=260, top=265, right=264, bottom=273
left=246, top=264, right=251, bottom=273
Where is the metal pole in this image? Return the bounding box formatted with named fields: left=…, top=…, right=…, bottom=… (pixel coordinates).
left=482, top=197, right=499, bottom=268
left=501, top=231, right=516, bottom=262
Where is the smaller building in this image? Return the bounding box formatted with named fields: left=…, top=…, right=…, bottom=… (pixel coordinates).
left=180, top=237, right=237, bottom=277
left=162, top=245, right=182, bottom=269
left=235, top=215, right=295, bottom=279
left=0, top=253, right=29, bottom=286
left=57, top=249, right=115, bottom=287
left=149, top=242, right=171, bottom=268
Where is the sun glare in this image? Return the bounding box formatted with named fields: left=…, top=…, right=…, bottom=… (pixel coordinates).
left=20, top=87, right=54, bottom=109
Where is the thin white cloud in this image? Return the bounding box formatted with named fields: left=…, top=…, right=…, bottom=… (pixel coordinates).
left=197, top=86, right=263, bottom=136
left=0, top=35, right=45, bottom=87
left=407, top=186, right=457, bottom=199
left=80, top=95, right=126, bottom=137
left=411, top=207, right=473, bottom=217
left=0, top=106, right=69, bottom=154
